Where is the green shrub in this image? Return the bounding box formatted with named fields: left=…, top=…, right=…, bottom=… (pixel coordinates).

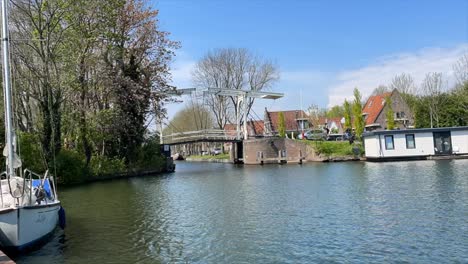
left=133, top=135, right=165, bottom=171
left=55, top=150, right=89, bottom=184
left=90, top=155, right=126, bottom=177
left=310, top=141, right=363, bottom=157
left=17, top=132, right=47, bottom=173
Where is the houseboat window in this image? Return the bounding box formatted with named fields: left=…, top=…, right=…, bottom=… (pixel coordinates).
left=385, top=135, right=394, bottom=150
left=406, top=134, right=415, bottom=149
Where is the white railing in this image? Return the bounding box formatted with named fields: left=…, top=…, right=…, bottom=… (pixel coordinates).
left=162, top=129, right=240, bottom=144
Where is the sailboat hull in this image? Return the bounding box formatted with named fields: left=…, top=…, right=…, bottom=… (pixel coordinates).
left=0, top=202, right=60, bottom=252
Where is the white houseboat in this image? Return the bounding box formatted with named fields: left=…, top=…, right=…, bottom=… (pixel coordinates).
left=363, top=126, right=468, bottom=161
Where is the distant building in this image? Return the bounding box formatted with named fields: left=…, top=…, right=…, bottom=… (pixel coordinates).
left=362, top=89, right=414, bottom=131
left=224, top=120, right=265, bottom=138
left=264, top=108, right=309, bottom=136
left=318, top=117, right=345, bottom=134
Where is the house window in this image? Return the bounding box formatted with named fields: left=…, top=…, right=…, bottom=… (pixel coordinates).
left=396, top=112, right=400, bottom=118
left=400, top=112, right=405, bottom=118
left=406, top=134, right=415, bottom=149
left=384, top=135, right=394, bottom=150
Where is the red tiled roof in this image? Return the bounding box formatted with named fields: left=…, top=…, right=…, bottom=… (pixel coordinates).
left=249, top=120, right=264, bottom=135
left=362, top=92, right=392, bottom=125
left=267, top=110, right=308, bottom=132
left=224, top=120, right=264, bottom=136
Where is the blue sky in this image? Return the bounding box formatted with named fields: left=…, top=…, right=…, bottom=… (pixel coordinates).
left=151, top=0, right=468, bottom=119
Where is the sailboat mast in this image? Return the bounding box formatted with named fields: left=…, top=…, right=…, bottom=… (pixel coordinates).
left=1, top=0, right=16, bottom=178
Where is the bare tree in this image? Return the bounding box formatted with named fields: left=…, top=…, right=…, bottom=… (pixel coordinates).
left=192, top=48, right=279, bottom=129
left=390, top=73, right=417, bottom=95
left=421, top=72, right=445, bottom=128
left=371, top=85, right=390, bottom=95
left=307, top=104, right=326, bottom=129
left=453, top=54, right=468, bottom=87
left=192, top=53, right=233, bottom=129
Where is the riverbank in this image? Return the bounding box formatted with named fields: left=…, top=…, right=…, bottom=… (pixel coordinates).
left=59, top=157, right=175, bottom=186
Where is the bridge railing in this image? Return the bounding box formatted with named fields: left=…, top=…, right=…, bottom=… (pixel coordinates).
left=162, top=129, right=240, bottom=145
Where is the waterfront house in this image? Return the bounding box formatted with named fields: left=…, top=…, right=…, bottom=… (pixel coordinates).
left=264, top=108, right=309, bottom=136
left=317, top=117, right=345, bottom=134
left=224, top=120, right=265, bottom=138
left=363, top=126, right=468, bottom=161
left=362, top=89, right=414, bottom=131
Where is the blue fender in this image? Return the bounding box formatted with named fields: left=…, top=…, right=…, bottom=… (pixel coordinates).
left=58, top=206, right=66, bottom=229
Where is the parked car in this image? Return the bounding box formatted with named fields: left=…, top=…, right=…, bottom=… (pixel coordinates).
left=211, top=148, right=222, bottom=155
left=298, top=129, right=327, bottom=140
left=327, top=134, right=344, bottom=141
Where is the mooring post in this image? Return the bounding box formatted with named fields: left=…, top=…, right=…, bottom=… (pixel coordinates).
left=257, top=151, right=264, bottom=165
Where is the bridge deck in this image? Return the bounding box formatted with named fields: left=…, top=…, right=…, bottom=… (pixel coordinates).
left=162, top=129, right=241, bottom=145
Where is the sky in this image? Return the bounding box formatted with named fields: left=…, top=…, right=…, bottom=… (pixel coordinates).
left=150, top=0, right=468, bottom=120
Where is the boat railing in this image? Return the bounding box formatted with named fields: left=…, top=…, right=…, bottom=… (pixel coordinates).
left=24, top=169, right=57, bottom=205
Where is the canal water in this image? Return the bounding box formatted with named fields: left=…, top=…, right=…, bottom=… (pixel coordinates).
left=16, top=160, right=468, bottom=263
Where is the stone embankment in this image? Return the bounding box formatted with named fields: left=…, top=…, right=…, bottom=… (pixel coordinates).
left=243, top=138, right=361, bottom=164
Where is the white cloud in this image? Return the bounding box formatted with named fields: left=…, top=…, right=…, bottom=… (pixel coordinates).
left=327, top=44, right=468, bottom=107
left=170, top=58, right=195, bottom=88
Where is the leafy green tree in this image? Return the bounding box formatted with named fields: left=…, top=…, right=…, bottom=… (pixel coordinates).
left=414, top=82, right=468, bottom=128
left=343, top=100, right=352, bottom=129
left=164, top=103, right=214, bottom=134
left=385, top=96, right=395, bottom=130
left=278, top=112, right=286, bottom=138
left=327, top=105, right=344, bottom=118
left=5, top=0, right=179, bottom=183
left=352, top=88, right=365, bottom=139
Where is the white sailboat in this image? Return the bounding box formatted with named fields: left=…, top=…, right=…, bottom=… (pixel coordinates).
left=0, top=0, right=64, bottom=253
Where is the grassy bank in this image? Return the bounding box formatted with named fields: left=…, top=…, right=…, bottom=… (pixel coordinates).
left=302, top=140, right=364, bottom=157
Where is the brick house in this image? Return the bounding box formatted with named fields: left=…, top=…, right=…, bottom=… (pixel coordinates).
left=362, top=89, right=414, bottom=131
left=224, top=120, right=265, bottom=138
left=264, top=108, right=309, bottom=136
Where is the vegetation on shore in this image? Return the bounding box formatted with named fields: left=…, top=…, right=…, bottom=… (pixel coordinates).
left=303, top=140, right=364, bottom=158
left=1, top=0, right=178, bottom=185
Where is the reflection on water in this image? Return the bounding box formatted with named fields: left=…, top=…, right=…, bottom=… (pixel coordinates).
left=16, top=160, right=468, bottom=263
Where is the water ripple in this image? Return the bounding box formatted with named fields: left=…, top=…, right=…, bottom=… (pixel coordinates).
left=14, top=160, right=468, bottom=263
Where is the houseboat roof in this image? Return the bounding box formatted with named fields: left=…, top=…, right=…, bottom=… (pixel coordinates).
left=363, top=126, right=468, bottom=137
